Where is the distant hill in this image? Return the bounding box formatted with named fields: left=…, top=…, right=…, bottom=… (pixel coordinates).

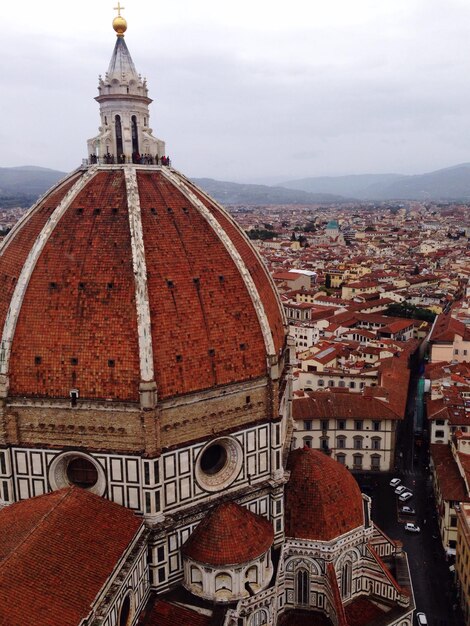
left=367, top=163, right=470, bottom=200
left=0, top=166, right=66, bottom=197
left=4, top=162, right=470, bottom=207
left=282, top=164, right=470, bottom=201
left=0, top=166, right=66, bottom=208
left=281, top=173, right=405, bottom=198
left=192, top=178, right=344, bottom=205
left=0, top=167, right=344, bottom=208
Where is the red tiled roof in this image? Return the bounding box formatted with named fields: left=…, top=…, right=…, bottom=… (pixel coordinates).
left=182, top=501, right=274, bottom=566
left=366, top=544, right=404, bottom=595
left=139, top=600, right=212, bottom=626
left=430, top=313, right=468, bottom=343
left=184, top=177, right=286, bottom=355
left=0, top=487, right=142, bottom=626
left=327, top=563, right=348, bottom=626
left=285, top=448, right=364, bottom=541
left=293, top=391, right=401, bottom=421
left=1, top=168, right=286, bottom=402
left=431, top=444, right=470, bottom=502
left=0, top=173, right=81, bottom=340
left=344, top=596, right=386, bottom=626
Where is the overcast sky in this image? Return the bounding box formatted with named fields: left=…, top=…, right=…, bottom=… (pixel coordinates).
left=3, top=0, right=470, bottom=182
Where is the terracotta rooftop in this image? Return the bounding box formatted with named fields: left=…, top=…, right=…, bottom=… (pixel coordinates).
left=182, top=501, right=274, bottom=566
left=430, top=443, right=470, bottom=502
left=344, top=597, right=387, bottom=626
left=1, top=167, right=285, bottom=402
left=293, top=391, right=401, bottom=422
left=138, top=599, right=213, bottom=626
left=0, top=487, right=142, bottom=626
left=430, top=312, right=469, bottom=343
left=285, top=448, right=364, bottom=541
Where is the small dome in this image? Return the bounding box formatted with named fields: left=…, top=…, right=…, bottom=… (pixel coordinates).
left=182, top=501, right=274, bottom=566
left=285, top=448, right=363, bottom=541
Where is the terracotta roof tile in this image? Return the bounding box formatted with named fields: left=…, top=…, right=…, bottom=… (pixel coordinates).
left=327, top=563, right=348, bottom=626
left=182, top=501, right=273, bottom=566
left=431, top=443, right=470, bottom=502
left=139, top=600, right=212, bottom=626
left=1, top=167, right=286, bottom=402
left=293, top=391, right=401, bottom=422
left=0, top=487, right=142, bottom=626
left=285, top=448, right=364, bottom=541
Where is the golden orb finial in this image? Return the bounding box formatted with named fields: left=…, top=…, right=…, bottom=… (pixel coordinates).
left=113, top=3, right=127, bottom=37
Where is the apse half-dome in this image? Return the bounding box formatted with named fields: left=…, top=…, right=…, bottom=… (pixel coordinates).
left=285, top=447, right=364, bottom=541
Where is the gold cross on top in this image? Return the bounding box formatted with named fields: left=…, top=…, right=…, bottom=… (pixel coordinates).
left=114, top=2, right=125, bottom=17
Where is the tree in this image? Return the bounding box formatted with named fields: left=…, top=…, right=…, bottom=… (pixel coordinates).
left=325, top=273, right=332, bottom=289
left=246, top=229, right=279, bottom=241
left=384, top=303, right=435, bottom=323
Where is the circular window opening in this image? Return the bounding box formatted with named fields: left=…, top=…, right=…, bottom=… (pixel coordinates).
left=66, top=458, right=98, bottom=489
left=200, top=444, right=227, bottom=475
left=195, top=437, right=243, bottom=493
left=119, top=595, right=131, bottom=626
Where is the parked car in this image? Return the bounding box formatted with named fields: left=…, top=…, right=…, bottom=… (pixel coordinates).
left=400, top=506, right=416, bottom=515
left=405, top=523, right=420, bottom=533
left=416, top=612, right=428, bottom=625
left=399, top=491, right=413, bottom=502
left=390, top=478, right=401, bottom=488
left=395, top=485, right=407, bottom=495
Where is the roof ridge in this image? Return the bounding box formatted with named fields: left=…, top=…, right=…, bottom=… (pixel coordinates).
left=0, top=488, right=72, bottom=572
left=366, top=544, right=404, bottom=595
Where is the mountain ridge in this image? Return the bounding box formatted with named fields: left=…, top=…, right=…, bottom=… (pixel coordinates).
left=281, top=163, right=470, bottom=200
left=2, top=162, right=470, bottom=206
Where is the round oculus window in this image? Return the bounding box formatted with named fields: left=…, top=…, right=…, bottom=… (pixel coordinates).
left=66, top=457, right=99, bottom=489
left=195, top=437, right=243, bottom=492
left=200, top=444, right=227, bottom=475
left=48, top=451, right=106, bottom=496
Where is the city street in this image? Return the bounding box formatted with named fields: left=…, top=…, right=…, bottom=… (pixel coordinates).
left=356, top=356, right=465, bottom=626
left=359, top=471, right=462, bottom=626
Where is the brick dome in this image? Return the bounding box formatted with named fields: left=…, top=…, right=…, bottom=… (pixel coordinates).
left=0, top=165, right=285, bottom=403
left=285, top=448, right=364, bottom=541
left=182, top=501, right=274, bottom=566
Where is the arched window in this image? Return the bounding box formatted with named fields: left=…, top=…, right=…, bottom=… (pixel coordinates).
left=215, top=572, right=232, bottom=592
left=336, top=436, right=346, bottom=449
left=250, top=610, right=268, bottom=626
left=303, top=436, right=313, bottom=448
left=115, top=115, right=123, bottom=157
left=341, top=561, right=352, bottom=599
left=118, top=593, right=132, bottom=626
left=336, top=453, right=346, bottom=465
left=296, top=569, right=309, bottom=605
left=131, top=115, right=139, bottom=154
left=246, top=565, right=258, bottom=584
left=190, top=566, right=203, bottom=591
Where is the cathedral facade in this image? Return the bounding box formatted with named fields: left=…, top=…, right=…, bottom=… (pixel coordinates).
left=0, top=13, right=414, bottom=626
